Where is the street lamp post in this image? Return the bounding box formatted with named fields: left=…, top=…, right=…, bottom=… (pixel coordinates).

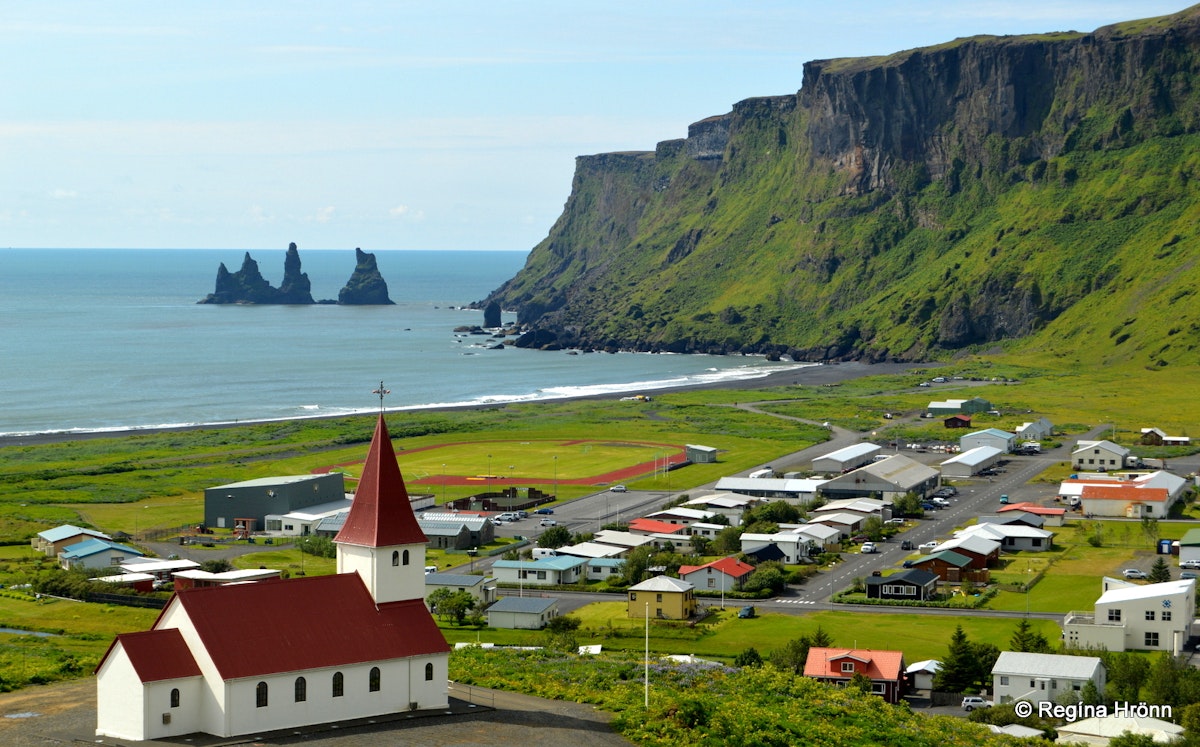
left=442, top=463, right=447, bottom=503
left=487, top=454, right=492, bottom=478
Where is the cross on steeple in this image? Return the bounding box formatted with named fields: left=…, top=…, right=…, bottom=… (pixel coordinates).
left=372, top=381, right=391, bottom=413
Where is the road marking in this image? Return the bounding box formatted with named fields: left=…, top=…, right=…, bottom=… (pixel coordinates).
left=776, top=599, right=816, bottom=605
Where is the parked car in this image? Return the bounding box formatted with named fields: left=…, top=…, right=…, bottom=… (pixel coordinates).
left=962, top=696, right=993, bottom=711
left=1122, top=568, right=1148, bottom=580
left=1183, top=572, right=1198, bottom=580
left=999, top=495, right=1010, bottom=504
left=921, top=502, right=938, bottom=510
left=539, top=519, right=558, bottom=527
left=931, top=497, right=950, bottom=507
left=738, top=605, right=756, bottom=619
left=860, top=542, right=877, bottom=554
left=885, top=518, right=906, bottom=525
left=1181, top=560, right=1200, bottom=570
left=900, top=540, right=914, bottom=551
left=919, top=541, right=939, bottom=551
left=534, top=508, right=555, bottom=515
left=610, top=485, right=627, bottom=493
left=491, top=518, right=506, bottom=526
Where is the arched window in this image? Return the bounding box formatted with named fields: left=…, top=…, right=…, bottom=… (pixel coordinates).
left=369, top=666, right=381, bottom=692
left=294, top=676, right=307, bottom=703
left=169, top=688, right=180, bottom=708
left=425, top=662, right=434, bottom=681
left=402, top=549, right=410, bottom=566
left=256, top=681, right=268, bottom=708
left=391, top=550, right=399, bottom=566
left=332, top=672, right=344, bottom=698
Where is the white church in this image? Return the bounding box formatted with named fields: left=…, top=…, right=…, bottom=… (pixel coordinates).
left=94, top=415, right=451, bottom=741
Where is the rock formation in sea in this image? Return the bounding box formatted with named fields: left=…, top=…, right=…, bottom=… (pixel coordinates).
left=337, top=248, right=395, bottom=305
left=198, top=244, right=394, bottom=305
left=483, top=301, right=502, bottom=328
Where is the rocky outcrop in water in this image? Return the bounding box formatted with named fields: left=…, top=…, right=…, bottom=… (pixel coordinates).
left=199, top=244, right=394, bottom=305
left=337, top=248, right=394, bottom=305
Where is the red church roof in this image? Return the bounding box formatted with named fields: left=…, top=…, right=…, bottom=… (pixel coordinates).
left=165, top=573, right=449, bottom=681
left=97, top=627, right=201, bottom=681
left=335, top=415, right=427, bottom=547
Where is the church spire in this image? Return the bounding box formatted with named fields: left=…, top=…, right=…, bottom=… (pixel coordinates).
left=334, top=414, right=426, bottom=548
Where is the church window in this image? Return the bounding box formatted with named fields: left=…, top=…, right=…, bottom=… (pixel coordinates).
left=295, top=677, right=306, bottom=702
left=402, top=549, right=410, bottom=566
left=392, top=550, right=399, bottom=566
left=425, top=662, right=434, bottom=681
left=256, top=681, right=268, bottom=708
left=369, top=666, right=381, bottom=692
left=170, top=688, right=180, bottom=708
left=332, top=672, right=344, bottom=697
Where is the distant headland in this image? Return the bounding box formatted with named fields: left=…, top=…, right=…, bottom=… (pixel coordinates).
left=197, top=243, right=394, bottom=305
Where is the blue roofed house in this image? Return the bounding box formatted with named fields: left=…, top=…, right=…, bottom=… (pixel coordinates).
left=491, top=556, right=587, bottom=586
left=33, top=524, right=111, bottom=557
left=585, top=557, right=625, bottom=582
left=58, top=538, right=144, bottom=570
left=486, top=596, right=560, bottom=629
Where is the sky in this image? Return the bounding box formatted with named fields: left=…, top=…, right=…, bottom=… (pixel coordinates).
left=1, top=1, right=1191, bottom=252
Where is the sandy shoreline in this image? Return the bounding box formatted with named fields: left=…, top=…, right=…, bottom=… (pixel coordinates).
left=0, top=361, right=927, bottom=448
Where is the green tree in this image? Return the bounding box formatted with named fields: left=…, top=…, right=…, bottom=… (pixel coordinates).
left=1103, top=651, right=1150, bottom=703
left=1009, top=618, right=1051, bottom=653
left=969, top=642, right=1001, bottom=689
left=1141, top=517, right=1161, bottom=543
left=1108, top=733, right=1159, bottom=747
left=848, top=671, right=873, bottom=695
left=933, top=625, right=977, bottom=692
left=862, top=516, right=885, bottom=541
left=1080, top=679, right=1103, bottom=707
left=297, top=535, right=336, bottom=558
left=1148, top=556, right=1172, bottom=583
left=544, top=615, right=581, bottom=652
left=689, top=535, right=711, bottom=556
left=743, top=562, right=787, bottom=594
left=768, top=626, right=834, bottom=674
left=427, top=588, right=475, bottom=624
left=537, top=526, right=571, bottom=548
left=620, top=545, right=653, bottom=585
left=200, top=558, right=235, bottom=574
left=893, top=492, right=924, bottom=518
left=712, top=525, right=743, bottom=555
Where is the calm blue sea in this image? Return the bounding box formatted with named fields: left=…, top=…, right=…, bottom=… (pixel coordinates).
left=0, top=249, right=813, bottom=437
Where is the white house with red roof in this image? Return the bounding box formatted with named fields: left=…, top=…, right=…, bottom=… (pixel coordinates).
left=678, top=557, right=755, bottom=593
left=803, top=647, right=906, bottom=703
left=94, top=415, right=451, bottom=742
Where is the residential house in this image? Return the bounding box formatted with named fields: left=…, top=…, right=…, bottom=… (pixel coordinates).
left=865, top=569, right=938, bottom=601
left=1015, top=418, right=1054, bottom=441
left=33, top=525, right=111, bottom=557
left=1059, top=471, right=1188, bottom=518
left=794, top=523, right=842, bottom=553
left=94, top=414, right=450, bottom=742
left=740, top=531, right=811, bottom=564
left=806, top=512, right=867, bottom=539
left=678, top=557, right=755, bottom=593
left=486, top=596, right=559, bottom=630
left=803, top=648, right=906, bottom=704
left=628, top=576, right=696, bottom=620
left=943, top=414, right=972, bottom=429
left=491, top=556, right=588, bottom=586
left=1178, top=528, right=1200, bottom=567
left=991, top=651, right=1105, bottom=705
left=58, top=538, right=144, bottom=570
left=627, top=518, right=689, bottom=538
left=940, top=446, right=1004, bottom=478
left=423, top=572, right=497, bottom=611
left=1140, top=427, right=1191, bottom=447
left=1055, top=715, right=1183, bottom=745
left=960, top=429, right=1016, bottom=454
left=978, top=512, right=1046, bottom=530
left=1063, top=578, right=1196, bottom=654
left=931, top=535, right=1001, bottom=568
left=1071, top=440, right=1130, bottom=472
left=643, top=507, right=717, bottom=527
left=910, top=550, right=988, bottom=584
left=957, top=523, right=1054, bottom=552
left=997, top=502, right=1066, bottom=526
left=682, top=492, right=759, bottom=524
left=812, top=497, right=893, bottom=521
left=584, top=557, right=625, bottom=582
left=820, top=455, right=940, bottom=502
left=812, top=443, right=881, bottom=474
left=687, top=522, right=729, bottom=543
left=592, top=530, right=660, bottom=554
left=553, top=541, right=628, bottom=560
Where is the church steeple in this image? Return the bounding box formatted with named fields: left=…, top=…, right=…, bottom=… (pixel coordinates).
left=335, top=414, right=427, bottom=604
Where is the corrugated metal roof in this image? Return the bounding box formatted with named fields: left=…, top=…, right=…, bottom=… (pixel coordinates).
left=104, top=628, right=201, bottom=682
left=815, top=442, right=881, bottom=462
left=992, top=651, right=1102, bottom=680
left=38, top=525, right=109, bottom=543
left=424, top=572, right=488, bottom=587
left=488, top=596, right=558, bottom=614
left=334, top=416, right=427, bottom=548
left=629, top=575, right=693, bottom=593
left=172, top=573, right=449, bottom=680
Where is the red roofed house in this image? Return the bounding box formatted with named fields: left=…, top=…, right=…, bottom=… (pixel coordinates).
left=95, top=415, right=451, bottom=742
left=803, top=647, right=907, bottom=703
left=627, top=517, right=689, bottom=537
left=1079, top=484, right=1172, bottom=519
left=998, top=502, right=1067, bottom=527
left=678, top=557, right=755, bottom=593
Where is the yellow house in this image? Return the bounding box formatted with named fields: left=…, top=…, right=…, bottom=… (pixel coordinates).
left=627, top=575, right=696, bottom=620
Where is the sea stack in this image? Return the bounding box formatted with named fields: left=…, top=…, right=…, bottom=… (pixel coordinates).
left=337, top=248, right=394, bottom=305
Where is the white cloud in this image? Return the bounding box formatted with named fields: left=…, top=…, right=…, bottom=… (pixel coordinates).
left=313, top=206, right=336, bottom=224
left=388, top=205, right=409, bottom=217
left=49, top=188, right=77, bottom=199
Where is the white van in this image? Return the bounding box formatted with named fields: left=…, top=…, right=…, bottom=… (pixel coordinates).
left=532, top=548, right=558, bottom=559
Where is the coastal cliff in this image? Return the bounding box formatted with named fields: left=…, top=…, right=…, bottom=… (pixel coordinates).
left=199, top=244, right=393, bottom=305
left=482, top=6, right=1200, bottom=367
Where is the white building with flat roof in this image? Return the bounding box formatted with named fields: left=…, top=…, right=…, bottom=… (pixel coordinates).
left=1063, top=578, right=1195, bottom=654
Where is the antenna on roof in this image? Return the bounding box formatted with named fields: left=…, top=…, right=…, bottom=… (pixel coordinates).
left=372, top=381, right=391, bottom=413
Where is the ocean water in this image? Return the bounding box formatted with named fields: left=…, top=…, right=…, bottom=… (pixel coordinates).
left=0, top=249, right=813, bottom=437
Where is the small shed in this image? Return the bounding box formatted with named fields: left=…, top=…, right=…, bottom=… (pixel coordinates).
left=943, top=414, right=972, bottom=429
left=685, top=444, right=718, bottom=464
